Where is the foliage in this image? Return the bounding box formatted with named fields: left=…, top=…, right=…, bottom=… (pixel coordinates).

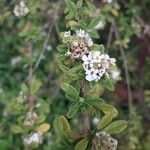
left=0, top=0, right=150, bottom=149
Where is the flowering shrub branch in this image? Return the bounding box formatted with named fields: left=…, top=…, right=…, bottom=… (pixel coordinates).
left=54, top=0, right=127, bottom=149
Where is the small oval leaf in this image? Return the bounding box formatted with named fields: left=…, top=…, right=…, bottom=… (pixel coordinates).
left=36, top=123, right=51, bottom=133
left=67, top=103, right=80, bottom=118
left=104, top=120, right=128, bottom=134
left=75, top=138, right=89, bottom=150
left=97, top=114, right=113, bottom=130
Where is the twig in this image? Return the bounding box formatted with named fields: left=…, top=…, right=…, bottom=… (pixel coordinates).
left=32, top=24, right=54, bottom=73
left=83, top=112, right=90, bottom=134
left=106, top=23, right=114, bottom=52
left=82, top=80, right=90, bottom=134
left=113, top=21, right=133, bottom=119
left=27, top=42, right=35, bottom=112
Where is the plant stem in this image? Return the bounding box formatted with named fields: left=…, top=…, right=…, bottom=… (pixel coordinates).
left=82, top=80, right=90, bottom=134
left=83, top=112, right=90, bottom=134
left=28, top=42, right=35, bottom=112
left=113, top=21, right=133, bottom=119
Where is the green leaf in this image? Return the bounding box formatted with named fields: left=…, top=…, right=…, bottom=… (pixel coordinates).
left=99, top=78, right=114, bottom=91
left=35, top=114, right=46, bottom=125
left=85, top=94, right=104, bottom=106
left=57, top=44, right=68, bottom=53
left=104, top=120, right=128, bottom=134
left=61, top=83, right=79, bottom=101
left=97, top=114, right=113, bottom=130
left=0, top=140, right=11, bottom=150
left=59, top=115, right=71, bottom=133
left=97, top=103, right=118, bottom=118
left=65, top=0, right=77, bottom=20
left=86, top=1, right=96, bottom=12
left=53, top=117, right=63, bottom=140
left=59, top=65, right=69, bottom=74
left=78, top=20, right=87, bottom=29
left=65, top=11, right=75, bottom=20
left=90, top=44, right=105, bottom=52
left=31, top=77, right=42, bottom=94
left=10, top=125, right=24, bottom=134
left=88, top=30, right=100, bottom=39
left=21, top=83, right=29, bottom=94
left=75, top=138, right=89, bottom=150
left=67, top=103, right=80, bottom=118
left=65, top=93, right=78, bottom=102
left=87, top=16, right=102, bottom=30
left=76, top=0, right=83, bottom=9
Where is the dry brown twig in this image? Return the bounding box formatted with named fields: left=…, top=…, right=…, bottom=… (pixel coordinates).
left=112, top=21, right=133, bottom=118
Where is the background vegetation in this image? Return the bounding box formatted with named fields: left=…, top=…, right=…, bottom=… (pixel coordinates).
left=0, top=0, right=150, bottom=149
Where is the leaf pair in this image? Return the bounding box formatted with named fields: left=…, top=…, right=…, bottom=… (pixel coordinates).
left=96, top=103, right=127, bottom=134
left=61, top=83, right=104, bottom=118
left=65, top=0, right=78, bottom=20
left=99, top=77, right=115, bottom=91
left=53, top=116, right=81, bottom=142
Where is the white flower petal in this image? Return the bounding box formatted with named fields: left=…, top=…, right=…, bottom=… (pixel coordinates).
left=85, top=75, right=93, bottom=81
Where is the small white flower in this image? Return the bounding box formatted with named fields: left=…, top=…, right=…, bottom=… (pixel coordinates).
left=17, top=91, right=27, bottom=103
left=76, top=29, right=86, bottom=38
left=13, top=1, right=29, bottom=17
left=93, top=117, right=100, bottom=125
left=84, top=33, right=93, bottom=47
left=103, top=0, right=113, bottom=3
left=110, top=58, right=116, bottom=65
left=111, top=70, right=120, bottom=79
left=82, top=53, right=93, bottom=64
left=46, top=45, right=52, bottom=51
left=95, top=20, right=106, bottom=30
left=87, top=39, right=93, bottom=46
left=82, top=51, right=116, bottom=82
left=76, top=29, right=93, bottom=47
left=20, top=1, right=26, bottom=7
left=72, top=41, right=78, bottom=47
left=107, top=0, right=113, bottom=3
left=24, top=112, right=38, bottom=126
left=23, top=132, right=43, bottom=145
left=64, top=31, right=71, bottom=37
left=11, top=56, right=22, bottom=66
left=92, top=51, right=102, bottom=62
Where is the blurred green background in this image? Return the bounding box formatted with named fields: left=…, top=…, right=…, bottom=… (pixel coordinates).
left=0, top=0, right=150, bottom=149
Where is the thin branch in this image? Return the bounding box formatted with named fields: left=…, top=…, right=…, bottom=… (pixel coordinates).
left=27, top=42, right=35, bottom=112
left=83, top=112, right=90, bottom=134
left=32, top=24, right=54, bottom=73
left=82, top=80, right=90, bottom=134
left=113, top=21, right=133, bottom=119
left=106, top=23, right=114, bottom=52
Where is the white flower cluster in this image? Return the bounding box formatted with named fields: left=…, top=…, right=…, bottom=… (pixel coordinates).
left=11, top=56, right=22, bottom=67
left=17, top=91, right=27, bottom=103
left=82, top=51, right=116, bottom=82
left=111, top=70, right=121, bottom=80
left=92, top=131, right=118, bottom=150
left=13, top=1, right=29, bottom=17
left=24, top=111, right=38, bottom=126
left=103, top=0, right=113, bottom=3
left=75, top=29, right=93, bottom=47
left=64, top=29, right=93, bottom=47
left=64, top=29, right=93, bottom=59
left=23, top=132, right=43, bottom=145
left=62, top=30, right=117, bottom=82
